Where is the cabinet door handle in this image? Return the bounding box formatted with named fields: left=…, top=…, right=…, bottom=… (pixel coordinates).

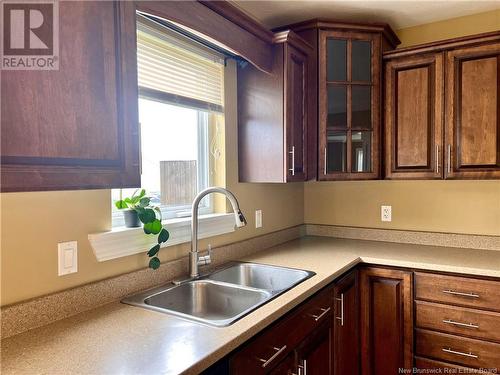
left=442, top=289, right=480, bottom=298
left=435, top=145, right=439, bottom=173
left=309, top=306, right=331, bottom=322
left=257, top=345, right=287, bottom=368
left=442, top=347, right=478, bottom=359
left=335, top=293, right=344, bottom=326
left=447, top=144, right=451, bottom=175
left=443, top=319, right=479, bottom=329
left=289, top=146, right=295, bottom=176
left=324, top=147, right=327, bottom=175
left=298, top=359, right=307, bottom=375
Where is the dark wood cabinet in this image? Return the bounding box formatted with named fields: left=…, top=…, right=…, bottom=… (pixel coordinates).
left=230, top=284, right=334, bottom=374
left=383, top=31, right=500, bottom=180
left=445, top=40, right=500, bottom=179
left=296, top=321, right=332, bottom=375
left=384, top=53, right=444, bottom=179
left=1, top=1, right=141, bottom=191
left=282, top=20, right=400, bottom=181
left=333, top=269, right=360, bottom=375
left=359, top=267, right=413, bottom=375
left=238, top=30, right=312, bottom=183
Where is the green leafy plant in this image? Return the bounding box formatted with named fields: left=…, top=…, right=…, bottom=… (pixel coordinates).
left=115, top=189, right=169, bottom=270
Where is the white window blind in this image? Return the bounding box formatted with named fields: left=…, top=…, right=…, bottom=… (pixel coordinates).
left=136, top=15, right=225, bottom=113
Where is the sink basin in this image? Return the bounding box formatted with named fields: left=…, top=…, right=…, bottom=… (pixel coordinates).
left=122, top=262, right=315, bottom=327
left=207, top=262, right=314, bottom=293
left=124, top=280, right=271, bottom=326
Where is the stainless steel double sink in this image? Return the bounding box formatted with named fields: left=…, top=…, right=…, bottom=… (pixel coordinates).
left=122, top=262, right=315, bottom=327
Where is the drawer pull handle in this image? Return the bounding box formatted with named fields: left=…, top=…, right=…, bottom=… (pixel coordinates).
left=258, top=345, right=287, bottom=368
left=336, top=294, right=344, bottom=326
left=310, top=307, right=331, bottom=322
left=442, top=347, right=478, bottom=359
left=442, top=290, right=479, bottom=298
left=443, top=319, right=479, bottom=329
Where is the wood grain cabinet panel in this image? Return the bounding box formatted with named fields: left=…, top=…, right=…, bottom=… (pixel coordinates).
left=1, top=1, right=140, bottom=191
left=415, top=272, right=500, bottom=312
left=416, top=300, right=500, bottom=343
left=384, top=53, right=444, bottom=179
left=415, top=356, right=497, bottom=374
left=333, top=269, right=360, bottom=375
left=416, top=329, right=500, bottom=369
left=445, top=41, right=500, bottom=179
left=360, top=267, right=413, bottom=375
left=238, top=31, right=312, bottom=183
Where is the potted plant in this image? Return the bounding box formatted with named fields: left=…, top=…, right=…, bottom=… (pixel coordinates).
left=115, top=189, right=169, bottom=269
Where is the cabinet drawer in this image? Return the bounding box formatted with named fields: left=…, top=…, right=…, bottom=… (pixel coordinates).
left=415, top=356, right=496, bottom=374
left=416, top=300, right=500, bottom=342
left=415, top=273, right=500, bottom=311
left=230, top=286, right=334, bottom=374
left=416, top=329, right=500, bottom=369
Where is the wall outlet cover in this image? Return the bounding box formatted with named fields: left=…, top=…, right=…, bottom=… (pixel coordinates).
left=381, top=205, right=392, bottom=222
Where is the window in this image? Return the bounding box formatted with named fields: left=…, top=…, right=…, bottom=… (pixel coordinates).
left=112, top=14, right=225, bottom=227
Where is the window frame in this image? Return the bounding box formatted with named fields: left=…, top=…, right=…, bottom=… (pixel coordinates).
left=111, top=102, right=213, bottom=228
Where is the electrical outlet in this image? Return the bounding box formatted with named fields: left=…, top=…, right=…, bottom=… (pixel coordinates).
left=381, top=205, right=392, bottom=222
left=58, top=241, right=78, bottom=276
left=255, top=210, right=262, bottom=228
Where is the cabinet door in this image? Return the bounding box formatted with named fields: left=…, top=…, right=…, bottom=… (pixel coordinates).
left=319, top=30, right=381, bottom=180
left=296, top=321, right=332, bottom=375
left=269, top=352, right=297, bottom=375
left=334, top=270, right=360, bottom=375
left=285, top=44, right=308, bottom=182
left=445, top=41, right=500, bottom=179
left=1, top=1, right=140, bottom=191
left=384, top=53, right=444, bottom=179
left=360, top=267, right=413, bottom=375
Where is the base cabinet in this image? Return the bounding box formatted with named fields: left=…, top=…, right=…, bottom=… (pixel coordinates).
left=334, top=270, right=360, bottom=375
left=222, top=266, right=500, bottom=375
left=360, top=267, right=413, bottom=375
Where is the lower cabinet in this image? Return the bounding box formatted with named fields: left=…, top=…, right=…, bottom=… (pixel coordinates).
left=224, top=266, right=500, bottom=375
left=359, top=267, right=413, bottom=375
left=230, top=284, right=334, bottom=374
left=334, top=269, right=360, bottom=375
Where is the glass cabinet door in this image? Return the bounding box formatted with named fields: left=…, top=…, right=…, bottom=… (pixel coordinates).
left=320, top=31, right=379, bottom=179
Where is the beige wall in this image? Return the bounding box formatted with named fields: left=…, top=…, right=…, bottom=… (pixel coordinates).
left=397, top=9, right=500, bottom=48
left=2, top=11, right=500, bottom=306
left=305, top=181, right=500, bottom=236
left=305, top=10, right=500, bottom=236
left=0, top=61, right=304, bottom=306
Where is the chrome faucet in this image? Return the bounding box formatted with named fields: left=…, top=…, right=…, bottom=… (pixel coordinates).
left=189, top=187, right=247, bottom=278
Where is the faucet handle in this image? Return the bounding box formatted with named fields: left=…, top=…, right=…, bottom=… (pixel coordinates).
left=197, top=244, right=212, bottom=266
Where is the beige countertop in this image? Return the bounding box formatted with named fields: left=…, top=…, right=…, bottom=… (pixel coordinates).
left=2, top=236, right=500, bottom=375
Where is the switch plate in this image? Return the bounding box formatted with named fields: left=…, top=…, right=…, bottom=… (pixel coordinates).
left=381, top=205, right=392, bottom=222
left=58, top=241, right=77, bottom=276
left=255, top=210, right=262, bottom=228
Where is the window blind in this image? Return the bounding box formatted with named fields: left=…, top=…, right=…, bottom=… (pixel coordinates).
left=136, top=15, right=225, bottom=113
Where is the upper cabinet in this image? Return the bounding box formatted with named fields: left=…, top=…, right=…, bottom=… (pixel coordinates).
left=445, top=41, right=500, bottom=179
left=384, top=53, right=444, bottom=179
left=384, top=32, right=500, bottom=180
left=284, top=20, right=400, bottom=181
left=238, top=30, right=312, bottom=183
left=1, top=1, right=141, bottom=192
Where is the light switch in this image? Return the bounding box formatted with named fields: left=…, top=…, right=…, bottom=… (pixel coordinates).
left=58, top=241, right=78, bottom=276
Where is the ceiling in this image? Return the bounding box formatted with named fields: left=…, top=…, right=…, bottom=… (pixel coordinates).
left=233, top=1, right=500, bottom=30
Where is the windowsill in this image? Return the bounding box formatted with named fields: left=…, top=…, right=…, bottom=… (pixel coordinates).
left=88, top=213, right=235, bottom=262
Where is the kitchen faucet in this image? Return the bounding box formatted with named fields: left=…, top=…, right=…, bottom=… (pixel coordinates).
left=189, top=187, right=247, bottom=278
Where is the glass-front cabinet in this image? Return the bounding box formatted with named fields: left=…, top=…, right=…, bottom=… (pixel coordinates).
left=319, top=31, right=381, bottom=180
